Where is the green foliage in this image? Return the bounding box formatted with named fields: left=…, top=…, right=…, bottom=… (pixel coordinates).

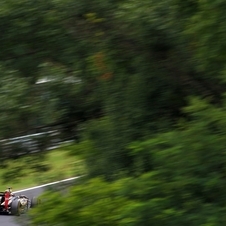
left=0, top=64, right=64, bottom=139
left=186, top=0, right=226, bottom=75
left=0, top=0, right=75, bottom=76
left=0, top=148, right=84, bottom=191
left=30, top=178, right=131, bottom=226
left=82, top=117, right=130, bottom=180
left=127, top=98, right=226, bottom=225
left=31, top=97, right=226, bottom=225
left=2, top=0, right=226, bottom=224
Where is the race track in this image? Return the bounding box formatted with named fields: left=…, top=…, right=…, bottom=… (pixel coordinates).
left=0, top=177, right=79, bottom=226
left=0, top=187, right=44, bottom=226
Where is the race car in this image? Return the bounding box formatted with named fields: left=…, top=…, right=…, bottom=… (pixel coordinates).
left=0, top=188, right=39, bottom=216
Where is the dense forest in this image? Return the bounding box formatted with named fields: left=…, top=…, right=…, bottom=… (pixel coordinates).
left=1, top=0, right=226, bottom=225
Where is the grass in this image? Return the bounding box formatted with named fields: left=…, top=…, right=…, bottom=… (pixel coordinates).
left=0, top=147, right=85, bottom=191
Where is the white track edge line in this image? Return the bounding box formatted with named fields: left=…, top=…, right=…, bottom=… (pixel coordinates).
left=14, top=176, right=81, bottom=193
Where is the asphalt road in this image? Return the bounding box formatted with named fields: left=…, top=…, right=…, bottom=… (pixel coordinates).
left=0, top=177, right=79, bottom=226
left=0, top=187, right=44, bottom=226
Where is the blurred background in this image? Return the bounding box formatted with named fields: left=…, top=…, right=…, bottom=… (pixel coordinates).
left=1, top=0, right=226, bottom=225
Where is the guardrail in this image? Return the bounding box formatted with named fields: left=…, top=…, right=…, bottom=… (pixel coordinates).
left=0, top=131, right=69, bottom=159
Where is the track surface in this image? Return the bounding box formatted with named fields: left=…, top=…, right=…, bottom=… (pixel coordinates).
left=0, top=187, right=44, bottom=226
left=0, top=177, right=79, bottom=226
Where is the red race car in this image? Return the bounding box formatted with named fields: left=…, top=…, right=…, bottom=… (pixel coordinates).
left=0, top=188, right=38, bottom=215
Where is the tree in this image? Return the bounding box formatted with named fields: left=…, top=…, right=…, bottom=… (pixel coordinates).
left=31, top=98, right=226, bottom=225
left=25, top=0, right=226, bottom=225
left=30, top=178, right=131, bottom=226
left=127, top=98, right=226, bottom=225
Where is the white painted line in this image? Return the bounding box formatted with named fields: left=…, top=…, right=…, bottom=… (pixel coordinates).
left=14, top=176, right=81, bottom=194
